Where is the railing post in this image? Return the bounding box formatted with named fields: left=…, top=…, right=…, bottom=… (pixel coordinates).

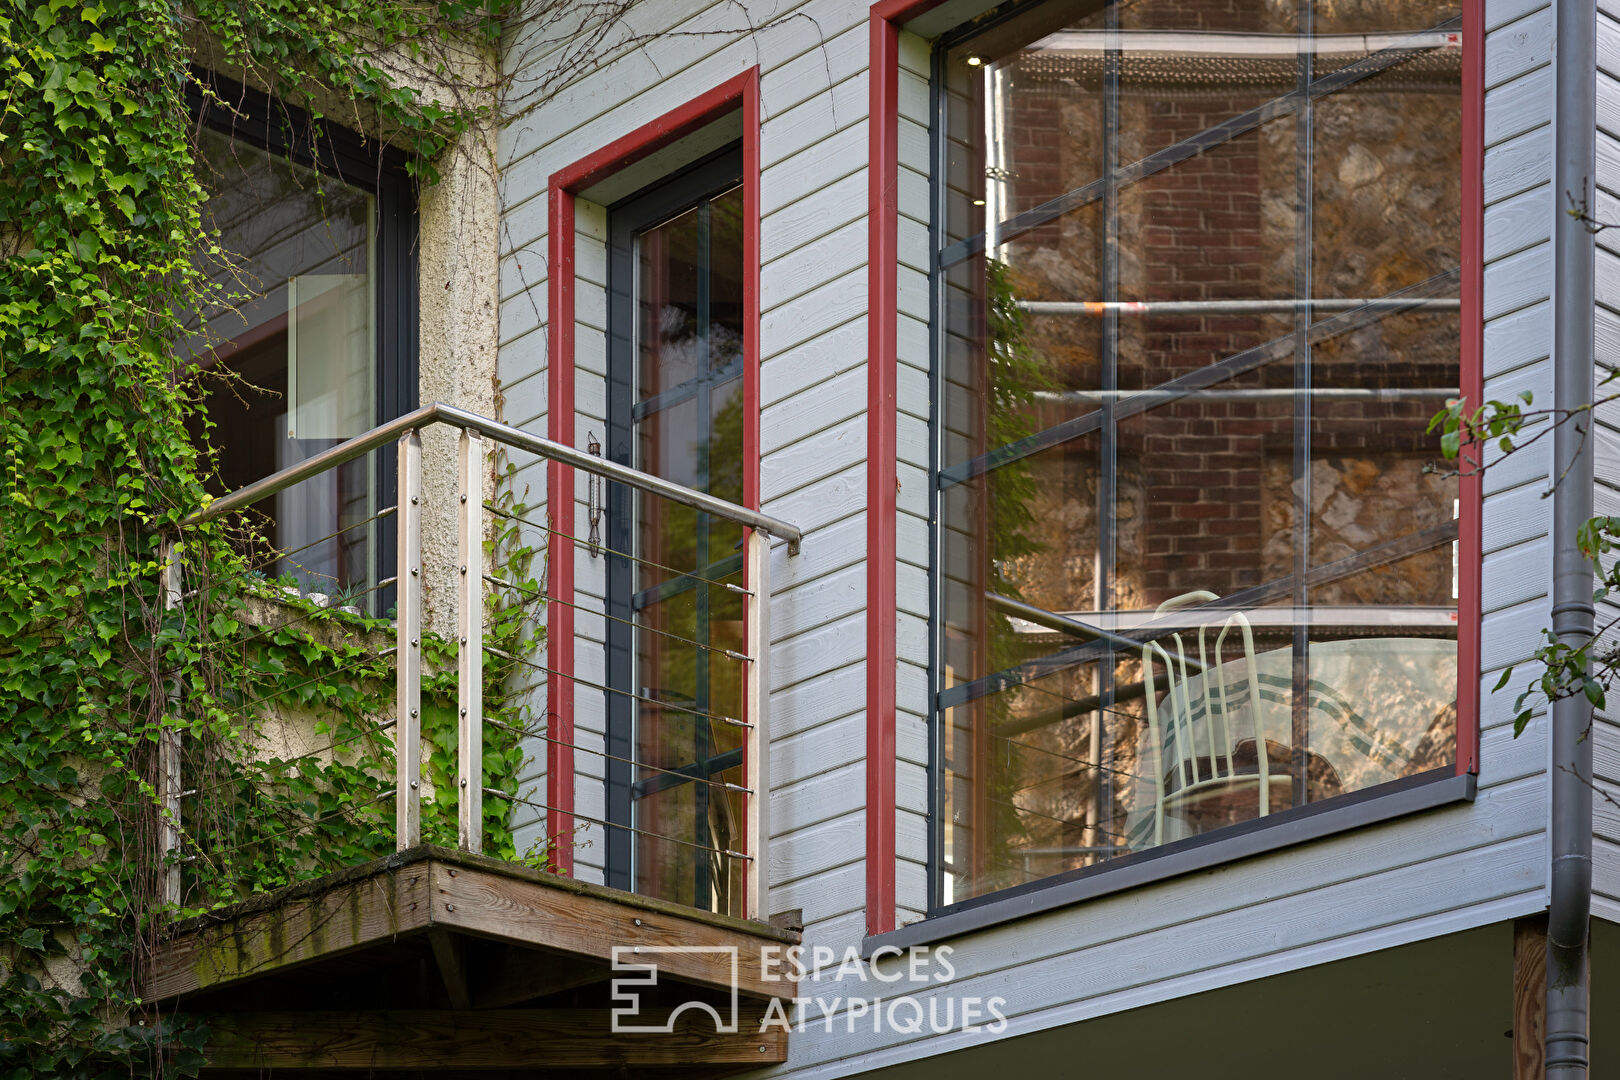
left=457, top=429, right=484, bottom=854
left=743, top=528, right=771, bottom=921
left=159, top=541, right=183, bottom=908
left=396, top=431, right=423, bottom=851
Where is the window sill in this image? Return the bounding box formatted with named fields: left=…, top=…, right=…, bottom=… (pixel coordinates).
left=862, top=768, right=1475, bottom=956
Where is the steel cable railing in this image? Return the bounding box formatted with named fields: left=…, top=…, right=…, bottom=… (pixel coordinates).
left=490, top=575, right=753, bottom=662
left=484, top=503, right=753, bottom=595
left=160, top=402, right=799, bottom=921
left=485, top=787, right=752, bottom=863
left=489, top=646, right=754, bottom=730
left=179, top=504, right=397, bottom=604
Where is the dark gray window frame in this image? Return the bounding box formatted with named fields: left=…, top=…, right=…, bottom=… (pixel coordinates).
left=602, top=146, right=747, bottom=906
left=918, top=1, right=1472, bottom=937
left=189, top=69, right=420, bottom=604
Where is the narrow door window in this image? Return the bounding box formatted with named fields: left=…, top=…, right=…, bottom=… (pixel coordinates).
left=605, top=150, right=748, bottom=915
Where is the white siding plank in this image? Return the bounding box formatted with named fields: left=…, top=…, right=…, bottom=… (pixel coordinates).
left=1483, top=242, right=1552, bottom=320
left=1484, top=66, right=1553, bottom=148
left=1485, top=6, right=1553, bottom=91
left=1483, top=181, right=1551, bottom=262
left=1485, top=123, right=1552, bottom=206
left=1483, top=299, right=1552, bottom=379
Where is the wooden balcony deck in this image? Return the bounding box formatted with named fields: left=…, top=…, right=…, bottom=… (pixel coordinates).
left=146, top=845, right=798, bottom=1076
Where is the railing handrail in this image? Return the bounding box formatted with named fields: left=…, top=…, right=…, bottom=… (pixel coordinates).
left=162, top=401, right=787, bottom=921
left=186, top=401, right=804, bottom=549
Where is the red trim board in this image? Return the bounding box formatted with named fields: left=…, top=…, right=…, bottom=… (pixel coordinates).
left=545, top=69, right=762, bottom=878
left=545, top=187, right=577, bottom=873
left=863, top=0, right=1485, bottom=933
left=867, top=0, right=949, bottom=939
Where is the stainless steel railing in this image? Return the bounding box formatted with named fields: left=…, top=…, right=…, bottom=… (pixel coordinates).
left=161, top=402, right=800, bottom=921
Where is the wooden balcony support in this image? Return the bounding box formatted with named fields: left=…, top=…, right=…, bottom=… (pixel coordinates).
left=146, top=846, right=798, bottom=1074
left=197, top=1007, right=786, bottom=1070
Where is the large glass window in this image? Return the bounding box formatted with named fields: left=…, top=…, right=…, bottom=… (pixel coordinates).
left=605, top=150, right=748, bottom=917
left=933, top=0, right=1463, bottom=906
left=185, top=104, right=414, bottom=601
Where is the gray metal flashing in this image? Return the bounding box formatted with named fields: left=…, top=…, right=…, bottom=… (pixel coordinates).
left=863, top=771, right=1475, bottom=956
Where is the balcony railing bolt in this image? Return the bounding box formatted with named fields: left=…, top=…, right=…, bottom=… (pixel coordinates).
left=460, top=494, right=467, bottom=503
left=460, top=778, right=468, bottom=787
left=459, top=565, right=466, bottom=575
left=410, top=568, right=418, bottom=577
left=410, top=709, right=418, bottom=718
left=411, top=639, right=419, bottom=647
left=410, top=780, right=419, bottom=789
left=445, top=903, right=455, bottom=912
left=411, top=496, right=419, bottom=505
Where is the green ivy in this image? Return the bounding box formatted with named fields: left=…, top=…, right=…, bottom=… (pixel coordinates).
left=0, top=2, right=518, bottom=1075
left=1434, top=375, right=1620, bottom=735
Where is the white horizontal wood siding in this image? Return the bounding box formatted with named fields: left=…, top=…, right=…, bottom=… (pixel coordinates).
left=894, top=27, right=933, bottom=928
left=494, top=0, right=1563, bottom=1073
left=506, top=198, right=612, bottom=887
left=498, top=0, right=881, bottom=948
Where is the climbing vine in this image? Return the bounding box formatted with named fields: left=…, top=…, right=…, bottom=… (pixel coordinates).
left=0, top=0, right=841, bottom=1071
left=0, top=1, right=520, bottom=1076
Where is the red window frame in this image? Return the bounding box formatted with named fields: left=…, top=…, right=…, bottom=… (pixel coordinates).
left=545, top=69, right=762, bottom=881
left=865, top=0, right=1484, bottom=936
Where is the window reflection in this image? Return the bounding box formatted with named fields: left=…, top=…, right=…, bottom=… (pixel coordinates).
left=936, top=0, right=1462, bottom=905
left=612, top=182, right=748, bottom=917
left=186, top=128, right=378, bottom=596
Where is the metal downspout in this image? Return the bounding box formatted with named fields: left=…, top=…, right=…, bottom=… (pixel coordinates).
left=1549, top=0, right=1597, bottom=1072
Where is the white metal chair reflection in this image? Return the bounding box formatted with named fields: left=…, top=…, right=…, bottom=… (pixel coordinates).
left=1141, top=590, right=1286, bottom=847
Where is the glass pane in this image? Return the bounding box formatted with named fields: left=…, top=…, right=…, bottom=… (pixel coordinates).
left=629, top=182, right=748, bottom=916
left=186, top=129, right=378, bottom=595
left=637, top=204, right=703, bottom=401
left=937, top=0, right=1462, bottom=906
